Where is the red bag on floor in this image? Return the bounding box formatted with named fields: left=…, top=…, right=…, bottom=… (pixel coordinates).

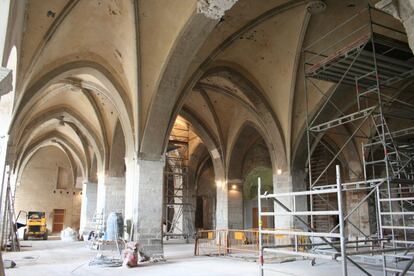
left=123, top=242, right=139, bottom=268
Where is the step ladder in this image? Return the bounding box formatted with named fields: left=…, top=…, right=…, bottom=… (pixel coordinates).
left=89, top=211, right=104, bottom=249
left=1, top=170, right=19, bottom=252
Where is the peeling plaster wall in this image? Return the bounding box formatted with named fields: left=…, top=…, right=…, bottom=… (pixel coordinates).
left=15, top=146, right=82, bottom=232
left=197, top=0, right=238, bottom=20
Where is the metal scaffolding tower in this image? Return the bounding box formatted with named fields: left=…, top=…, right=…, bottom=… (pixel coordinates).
left=259, top=6, right=414, bottom=276
left=163, top=122, right=192, bottom=241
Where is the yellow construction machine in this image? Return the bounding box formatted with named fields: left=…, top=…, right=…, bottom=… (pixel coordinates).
left=17, top=211, right=48, bottom=240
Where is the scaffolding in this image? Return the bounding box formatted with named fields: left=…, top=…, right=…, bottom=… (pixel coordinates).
left=163, top=122, right=192, bottom=241
left=259, top=6, right=414, bottom=276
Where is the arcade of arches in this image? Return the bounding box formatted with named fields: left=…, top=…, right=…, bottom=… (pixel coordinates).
left=1, top=0, right=414, bottom=267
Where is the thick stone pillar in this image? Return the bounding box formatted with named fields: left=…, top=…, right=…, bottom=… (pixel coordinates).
left=215, top=178, right=228, bottom=229
left=104, top=176, right=126, bottom=216
left=213, top=156, right=227, bottom=229
left=96, top=174, right=126, bottom=220
left=79, top=181, right=98, bottom=235
left=124, top=157, right=136, bottom=225
left=228, top=179, right=243, bottom=229
left=134, top=158, right=164, bottom=257
left=96, top=173, right=106, bottom=215
left=273, top=171, right=294, bottom=229
left=291, top=169, right=308, bottom=229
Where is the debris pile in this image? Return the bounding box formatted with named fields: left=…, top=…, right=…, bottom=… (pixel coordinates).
left=60, top=227, right=78, bottom=242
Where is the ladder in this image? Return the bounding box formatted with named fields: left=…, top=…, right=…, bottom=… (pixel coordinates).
left=89, top=211, right=104, bottom=249
left=1, top=171, right=19, bottom=252
left=362, top=114, right=414, bottom=274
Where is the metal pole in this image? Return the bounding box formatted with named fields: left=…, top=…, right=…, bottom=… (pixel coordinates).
left=312, top=114, right=372, bottom=187
left=258, top=177, right=263, bottom=276
left=399, top=183, right=408, bottom=246
left=271, top=196, right=372, bottom=276
left=336, top=165, right=348, bottom=276
left=304, top=60, right=314, bottom=229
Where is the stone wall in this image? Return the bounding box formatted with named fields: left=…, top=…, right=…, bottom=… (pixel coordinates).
left=15, top=146, right=82, bottom=233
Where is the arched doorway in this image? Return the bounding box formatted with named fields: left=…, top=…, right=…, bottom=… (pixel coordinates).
left=228, top=123, right=274, bottom=230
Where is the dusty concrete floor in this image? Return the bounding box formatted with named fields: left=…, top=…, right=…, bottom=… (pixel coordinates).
left=3, top=238, right=383, bottom=276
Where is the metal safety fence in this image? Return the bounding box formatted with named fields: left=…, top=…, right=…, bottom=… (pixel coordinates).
left=195, top=228, right=307, bottom=257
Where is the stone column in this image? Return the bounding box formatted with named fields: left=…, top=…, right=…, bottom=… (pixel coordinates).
left=134, top=158, right=165, bottom=257
left=124, top=157, right=136, bottom=228
left=96, top=173, right=106, bottom=216
left=273, top=171, right=294, bottom=229
left=79, top=181, right=97, bottom=235
left=104, top=176, right=126, bottom=216
left=291, top=169, right=308, bottom=229
left=212, top=155, right=227, bottom=229
left=215, top=178, right=228, bottom=229
left=228, top=179, right=243, bottom=229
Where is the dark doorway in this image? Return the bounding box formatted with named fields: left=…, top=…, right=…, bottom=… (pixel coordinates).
left=195, top=196, right=204, bottom=229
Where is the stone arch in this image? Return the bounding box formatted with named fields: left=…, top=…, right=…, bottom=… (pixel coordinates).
left=141, top=0, right=310, bottom=163
left=15, top=145, right=82, bottom=232
left=167, top=65, right=287, bottom=173
left=227, top=121, right=274, bottom=229
left=190, top=143, right=211, bottom=193
left=16, top=132, right=87, bottom=184
left=292, top=101, right=365, bottom=186
left=204, top=66, right=286, bottom=167
left=10, top=61, right=135, bottom=160
left=228, top=120, right=277, bottom=177
left=15, top=107, right=103, bottom=173
left=194, top=152, right=216, bottom=231
left=0, top=45, right=18, bottom=192
left=179, top=108, right=225, bottom=179
left=109, top=120, right=126, bottom=177
left=0, top=45, right=17, bottom=135
left=103, top=119, right=127, bottom=215
left=178, top=109, right=227, bottom=229
left=140, top=10, right=220, bottom=161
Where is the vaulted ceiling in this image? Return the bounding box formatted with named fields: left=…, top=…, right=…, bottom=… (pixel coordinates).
left=2, top=0, right=409, bottom=182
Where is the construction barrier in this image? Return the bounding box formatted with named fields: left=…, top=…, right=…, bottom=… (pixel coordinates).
left=195, top=228, right=307, bottom=256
